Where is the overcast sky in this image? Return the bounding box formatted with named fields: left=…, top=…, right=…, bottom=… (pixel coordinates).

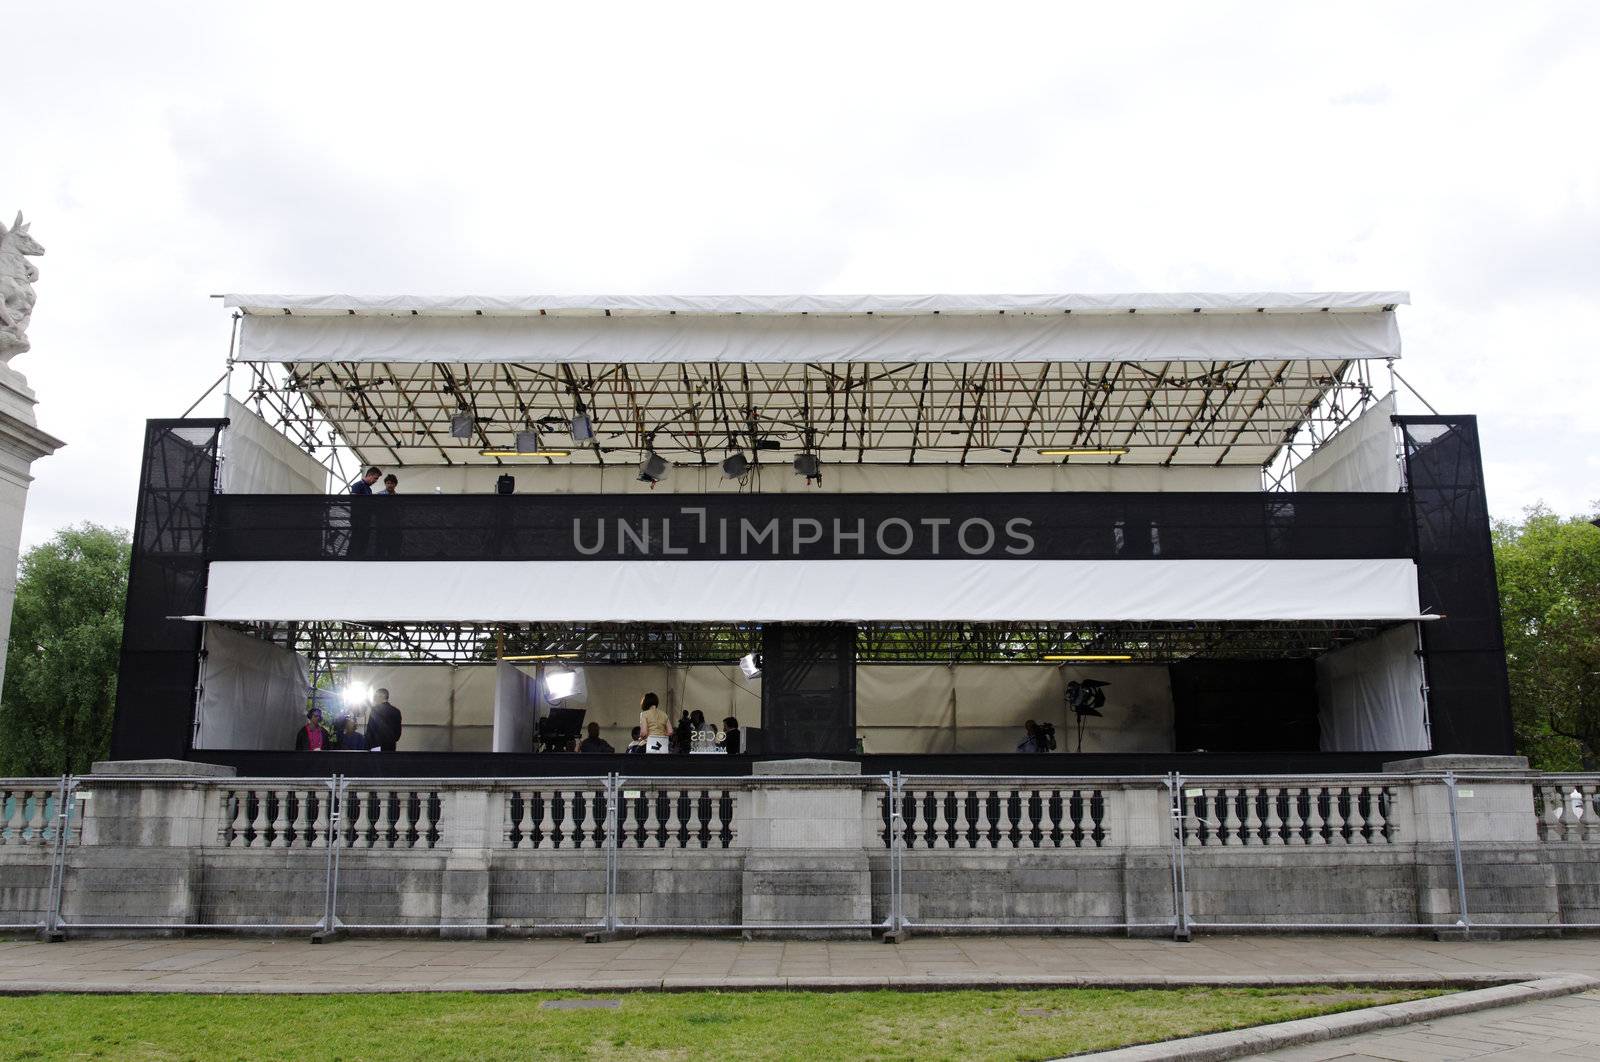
left=7, top=1, right=1597, bottom=548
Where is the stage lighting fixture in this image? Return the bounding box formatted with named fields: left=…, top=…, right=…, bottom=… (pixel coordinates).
left=793, top=453, right=821, bottom=479
left=570, top=413, right=594, bottom=443
left=544, top=667, right=579, bottom=702
left=721, top=452, right=751, bottom=479
left=1037, top=448, right=1128, bottom=457
left=450, top=413, right=475, bottom=439
left=496, top=474, right=515, bottom=495
left=1044, top=654, right=1132, bottom=662
left=638, top=451, right=671, bottom=484
left=479, top=448, right=572, bottom=457
left=342, top=682, right=371, bottom=708
left=1064, top=678, right=1111, bottom=753
left=754, top=438, right=782, bottom=451
left=515, top=430, right=542, bottom=453
left=738, top=652, right=763, bottom=679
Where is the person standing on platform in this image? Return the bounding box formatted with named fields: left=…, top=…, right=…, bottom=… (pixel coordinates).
left=721, top=717, right=741, bottom=755
left=673, top=710, right=692, bottom=754
left=638, top=692, right=670, bottom=754
left=349, top=467, right=381, bottom=494
left=1016, top=719, right=1048, bottom=753
left=375, top=474, right=398, bottom=495
left=294, top=708, right=332, bottom=751
left=367, top=688, right=403, bottom=751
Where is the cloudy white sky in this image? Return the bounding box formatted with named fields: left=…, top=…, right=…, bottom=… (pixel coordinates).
left=7, top=1, right=1598, bottom=547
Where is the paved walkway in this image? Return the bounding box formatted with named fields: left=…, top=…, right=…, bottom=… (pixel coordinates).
left=1250, top=986, right=1600, bottom=1060
left=2, top=934, right=1600, bottom=993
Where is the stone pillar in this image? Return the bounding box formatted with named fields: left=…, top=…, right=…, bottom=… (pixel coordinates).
left=438, top=787, right=494, bottom=939
left=741, top=759, right=874, bottom=938
left=1384, top=754, right=1558, bottom=938
left=0, top=364, right=63, bottom=705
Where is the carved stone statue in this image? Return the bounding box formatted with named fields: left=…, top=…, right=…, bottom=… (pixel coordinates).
left=0, top=211, right=44, bottom=362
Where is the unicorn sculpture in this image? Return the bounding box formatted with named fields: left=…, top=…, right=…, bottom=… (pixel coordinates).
left=0, top=212, right=44, bottom=362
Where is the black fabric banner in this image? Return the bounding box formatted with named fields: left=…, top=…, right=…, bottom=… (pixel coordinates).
left=211, top=491, right=1412, bottom=563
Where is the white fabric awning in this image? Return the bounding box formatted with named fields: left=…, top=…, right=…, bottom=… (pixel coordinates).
left=227, top=291, right=1405, bottom=365
left=198, top=558, right=1424, bottom=624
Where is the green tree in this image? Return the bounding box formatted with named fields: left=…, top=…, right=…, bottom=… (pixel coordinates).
left=0, top=524, right=130, bottom=775
left=1492, top=505, right=1600, bottom=770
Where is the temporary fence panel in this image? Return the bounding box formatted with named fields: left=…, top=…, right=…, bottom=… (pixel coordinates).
left=613, top=774, right=886, bottom=934
left=328, top=779, right=450, bottom=932
left=59, top=776, right=333, bottom=932
left=0, top=779, right=69, bottom=931
left=489, top=778, right=611, bottom=933
left=891, top=774, right=1177, bottom=933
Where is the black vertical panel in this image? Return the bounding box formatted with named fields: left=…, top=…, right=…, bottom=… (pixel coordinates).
left=1397, top=415, right=1515, bottom=754
left=1170, top=659, right=1320, bottom=752
left=109, top=419, right=225, bottom=761
left=759, top=624, right=857, bottom=757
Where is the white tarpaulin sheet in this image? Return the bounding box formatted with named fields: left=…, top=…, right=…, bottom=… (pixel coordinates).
left=1316, top=623, right=1428, bottom=751
left=347, top=664, right=495, bottom=752
left=492, top=662, right=538, bottom=754
left=194, top=624, right=312, bottom=750
left=226, top=292, right=1408, bottom=316
left=236, top=308, right=1400, bottom=366
left=199, top=558, right=1425, bottom=623
left=1297, top=395, right=1402, bottom=493
left=220, top=396, right=329, bottom=494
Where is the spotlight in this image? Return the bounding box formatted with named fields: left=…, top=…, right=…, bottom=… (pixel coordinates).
left=638, top=452, right=671, bottom=484
left=721, top=452, right=751, bottom=479
left=450, top=413, right=475, bottom=439
left=739, top=653, right=762, bottom=679
left=515, top=430, right=542, bottom=453
left=342, top=682, right=371, bottom=708
left=793, top=453, right=821, bottom=484
left=570, top=414, right=594, bottom=443
left=545, top=667, right=579, bottom=702
left=1037, top=448, right=1128, bottom=457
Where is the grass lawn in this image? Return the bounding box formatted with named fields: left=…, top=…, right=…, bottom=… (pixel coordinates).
left=0, top=985, right=1440, bottom=1061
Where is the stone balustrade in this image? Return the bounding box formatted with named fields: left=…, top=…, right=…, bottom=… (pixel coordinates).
left=0, top=759, right=1596, bottom=939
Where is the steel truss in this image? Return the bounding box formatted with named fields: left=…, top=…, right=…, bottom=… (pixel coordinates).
left=220, top=619, right=1402, bottom=670
left=236, top=357, right=1380, bottom=482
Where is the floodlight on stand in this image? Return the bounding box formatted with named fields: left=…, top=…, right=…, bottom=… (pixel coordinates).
left=721, top=452, right=751, bottom=479
left=544, top=667, right=579, bottom=702
left=450, top=413, right=475, bottom=439
left=1064, top=678, right=1111, bottom=753
left=738, top=652, right=762, bottom=679
left=638, top=451, right=671, bottom=484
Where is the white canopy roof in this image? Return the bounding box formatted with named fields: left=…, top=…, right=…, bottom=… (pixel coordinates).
left=226, top=291, right=1405, bottom=365
left=225, top=291, right=1406, bottom=317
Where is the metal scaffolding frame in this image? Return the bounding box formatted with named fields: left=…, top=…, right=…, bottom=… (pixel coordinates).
left=232, top=356, right=1382, bottom=485
left=219, top=618, right=1403, bottom=670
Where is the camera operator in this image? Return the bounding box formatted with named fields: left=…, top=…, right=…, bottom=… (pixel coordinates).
left=1016, top=719, right=1054, bottom=753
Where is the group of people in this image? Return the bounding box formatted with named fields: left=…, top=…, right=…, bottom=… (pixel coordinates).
left=350, top=467, right=399, bottom=494
left=293, top=689, right=405, bottom=752
left=623, top=692, right=741, bottom=755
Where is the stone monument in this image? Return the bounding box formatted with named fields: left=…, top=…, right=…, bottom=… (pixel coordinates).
left=0, top=211, right=65, bottom=703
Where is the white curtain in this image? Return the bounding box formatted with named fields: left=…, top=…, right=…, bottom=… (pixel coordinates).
left=1296, top=395, right=1401, bottom=493
left=1316, top=624, right=1428, bottom=751
left=221, top=396, right=330, bottom=494
left=194, top=624, right=312, bottom=750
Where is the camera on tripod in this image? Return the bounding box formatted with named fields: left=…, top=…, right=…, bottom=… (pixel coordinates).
left=1034, top=721, right=1057, bottom=752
